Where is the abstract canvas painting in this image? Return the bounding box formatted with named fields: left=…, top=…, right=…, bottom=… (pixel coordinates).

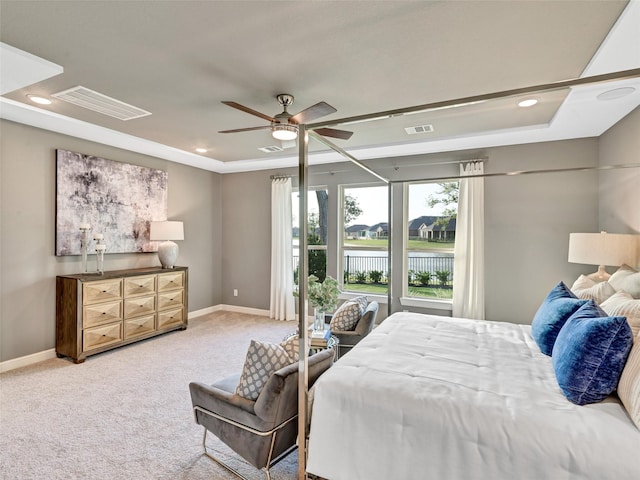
left=56, top=149, right=168, bottom=255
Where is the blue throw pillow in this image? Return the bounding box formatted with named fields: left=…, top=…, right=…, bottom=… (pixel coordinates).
left=552, top=300, right=633, bottom=405
left=531, top=282, right=588, bottom=355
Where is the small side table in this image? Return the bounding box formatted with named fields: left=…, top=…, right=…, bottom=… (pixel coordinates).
left=311, top=335, right=339, bottom=360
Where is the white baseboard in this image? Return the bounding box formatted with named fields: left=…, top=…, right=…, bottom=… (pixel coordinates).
left=215, top=304, right=271, bottom=317
left=2, top=304, right=275, bottom=373
left=0, top=348, right=57, bottom=374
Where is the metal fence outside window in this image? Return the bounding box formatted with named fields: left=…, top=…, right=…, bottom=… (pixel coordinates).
left=292, top=254, right=454, bottom=281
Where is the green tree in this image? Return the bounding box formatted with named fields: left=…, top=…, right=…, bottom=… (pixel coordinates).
left=344, top=194, right=363, bottom=226
left=427, top=182, right=459, bottom=228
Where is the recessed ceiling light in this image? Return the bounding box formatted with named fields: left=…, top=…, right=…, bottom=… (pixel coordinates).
left=597, top=87, right=636, bottom=101
left=27, top=94, right=52, bottom=105
left=195, top=148, right=208, bottom=153
left=517, top=98, right=538, bottom=108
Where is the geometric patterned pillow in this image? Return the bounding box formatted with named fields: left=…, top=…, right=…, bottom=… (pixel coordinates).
left=280, top=334, right=300, bottom=363
left=351, top=295, right=368, bottom=312
left=235, top=340, right=291, bottom=401
left=329, top=301, right=363, bottom=331
left=571, top=275, right=616, bottom=304
left=601, top=291, right=640, bottom=338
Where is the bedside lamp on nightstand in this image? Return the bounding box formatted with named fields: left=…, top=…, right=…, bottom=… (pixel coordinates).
left=150, top=221, right=184, bottom=269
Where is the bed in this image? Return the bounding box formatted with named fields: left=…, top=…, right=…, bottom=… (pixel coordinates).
left=306, top=312, right=639, bottom=480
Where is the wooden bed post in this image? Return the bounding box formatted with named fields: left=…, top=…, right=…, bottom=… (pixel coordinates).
left=297, top=124, right=310, bottom=480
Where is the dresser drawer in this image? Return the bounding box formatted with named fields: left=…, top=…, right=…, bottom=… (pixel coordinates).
left=83, top=322, right=122, bottom=352
left=83, top=300, right=122, bottom=328
left=158, top=289, right=183, bottom=311
left=124, top=314, right=156, bottom=339
left=124, top=294, right=156, bottom=319
left=158, top=307, right=184, bottom=329
left=124, top=275, right=156, bottom=297
left=158, top=271, right=184, bottom=292
left=83, top=279, right=122, bottom=305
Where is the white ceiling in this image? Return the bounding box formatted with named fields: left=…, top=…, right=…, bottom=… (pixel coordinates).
left=1, top=0, right=639, bottom=174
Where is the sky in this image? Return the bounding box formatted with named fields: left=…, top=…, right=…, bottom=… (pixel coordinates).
left=293, top=182, right=451, bottom=227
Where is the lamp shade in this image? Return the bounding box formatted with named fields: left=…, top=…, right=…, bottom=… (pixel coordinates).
left=568, top=232, right=638, bottom=267
left=150, top=221, right=184, bottom=241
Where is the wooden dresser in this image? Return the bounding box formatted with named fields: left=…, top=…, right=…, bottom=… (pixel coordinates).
left=56, top=266, right=188, bottom=363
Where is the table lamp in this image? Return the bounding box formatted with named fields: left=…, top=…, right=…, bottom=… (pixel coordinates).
left=568, top=231, right=638, bottom=281
left=150, top=221, right=184, bottom=268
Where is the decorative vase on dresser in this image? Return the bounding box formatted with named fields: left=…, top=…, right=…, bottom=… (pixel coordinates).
left=56, top=266, right=188, bottom=363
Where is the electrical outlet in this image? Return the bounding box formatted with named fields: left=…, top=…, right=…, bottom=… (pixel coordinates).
left=233, top=289, right=238, bottom=297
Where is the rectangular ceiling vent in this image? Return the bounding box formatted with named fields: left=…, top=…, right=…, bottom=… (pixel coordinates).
left=258, top=145, right=284, bottom=153
left=405, top=124, right=434, bottom=135
left=52, top=86, right=151, bottom=121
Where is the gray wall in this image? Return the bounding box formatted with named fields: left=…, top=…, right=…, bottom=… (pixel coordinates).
left=220, top=139, right=605, bottom=325
left=0, top=120, right=222, bottom=362
left=483, top=140, right=599, bottom=323
left=599, top=106, right=640, bottom=234
left=2, top=108, right=637, bottom=362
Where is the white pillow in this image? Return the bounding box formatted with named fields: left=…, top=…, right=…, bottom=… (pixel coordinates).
left=609, top=264, right=640, bottom=299
left=329, top=301, right=363, bottom=331
left=617, top=332, right=640, bottom=430
left=235, top=340, right=292, bottom=401
left=601, top=290, right=640, bottom=338
left=571, top=275, right=616, bottom=304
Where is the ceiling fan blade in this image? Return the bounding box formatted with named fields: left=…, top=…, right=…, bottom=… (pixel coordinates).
left=290, top=101, right=337, bottom=124
left=218, top=125, right=271, bottom=134
left=314, top=127, right=353, bottom=140
left=222, top=101, right=275, bottom=122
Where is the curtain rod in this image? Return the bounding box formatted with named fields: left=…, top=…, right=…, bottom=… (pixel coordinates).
left=387, top=162, right=640, bottom=184
left=270, top=174, right=293, bottom=180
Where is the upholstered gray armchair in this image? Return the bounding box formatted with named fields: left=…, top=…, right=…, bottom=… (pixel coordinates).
left=189, top=348, right=334, bottom=480
left=331, top=301, right=378, bottom=358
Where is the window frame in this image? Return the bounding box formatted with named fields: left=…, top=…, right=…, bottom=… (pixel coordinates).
left=402, top=180, right=458, bottom=303
left=339, top=183, right=390, bottom=296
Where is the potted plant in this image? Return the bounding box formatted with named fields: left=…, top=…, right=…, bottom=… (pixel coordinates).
left=307, top=275, right=340, bottom=331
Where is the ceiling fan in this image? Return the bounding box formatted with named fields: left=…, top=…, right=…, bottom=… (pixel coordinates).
left=218, top=94, right=353, bottom=144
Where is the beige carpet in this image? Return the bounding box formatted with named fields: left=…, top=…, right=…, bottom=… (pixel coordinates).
left=0, top=311, right=302, bottom=480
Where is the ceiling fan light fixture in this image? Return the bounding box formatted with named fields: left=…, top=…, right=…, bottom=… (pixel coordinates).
left=271, top=123, right=298, bottom=141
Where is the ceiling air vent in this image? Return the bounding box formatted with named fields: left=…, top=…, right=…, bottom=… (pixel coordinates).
left=51, top=86, right=151, bottom=121
left=258, top=145, right=284, bottom=153
left=404, top=124, right=434, bottom=135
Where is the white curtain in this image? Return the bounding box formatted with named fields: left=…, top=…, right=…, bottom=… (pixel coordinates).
left=452, top=161, right=485, bottom=320
left=270, top=177, right=296, bottom=321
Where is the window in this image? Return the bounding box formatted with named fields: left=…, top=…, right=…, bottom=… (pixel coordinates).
left=341, top=185, right=389, bottom=296
left=292, top=188, right=328, bottom=283
left=406, top=181, right=458, bottom=299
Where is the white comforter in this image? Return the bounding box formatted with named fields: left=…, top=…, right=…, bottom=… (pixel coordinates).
left=307, top=312, right=639, bottom=480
